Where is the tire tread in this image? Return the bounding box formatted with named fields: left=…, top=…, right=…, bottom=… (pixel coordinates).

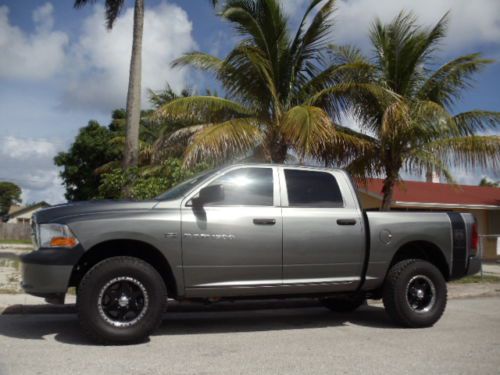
left=383, top=259, right=447, bottom=328
left=77, top=256, right=167, bottom=345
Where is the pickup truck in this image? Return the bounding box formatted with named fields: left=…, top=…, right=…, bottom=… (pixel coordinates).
left=21, top=164, right=481, bottom=344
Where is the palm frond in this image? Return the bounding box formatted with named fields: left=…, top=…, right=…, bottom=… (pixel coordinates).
left=408, top=100, right=454, bottom=139
left=370, top=11, right=449, bottom=95
left=308, top=83, right=398, bottom=122
left=327, top=44, right=370, bottom=66
left=104, top=0, right=126, bottom=29
left=345, top=146, right=383, bottom=179
left=222, top=0, right=287, bottom=64
left=164, top=125, right=207, bottom=145
left=74, top=0, right=97, bottom=8
left=452, top=110, right=500, bottom=136
left=417, top=53, right=494, bottom=108
left=171, top=52, right=224, bottom=73
left=154, top=96, right=253, bottom=123
left=151, top=125, right=208, bottom=164
left=281, top=105, right=335, bottom=158
left=380, top=100, right=411, bottom=140
left=424, top=135, right=500, bottom=170
left=322, top=125, right=378, bottom=167
left=405, top=148, right=455, bottom=183
left=289, top=0, right=336, bottom=92
left=297, top=61, right=375, bottom=101
left=227, top=44, right=279, bottom=106
left=184, top=118, right=263, bottom=166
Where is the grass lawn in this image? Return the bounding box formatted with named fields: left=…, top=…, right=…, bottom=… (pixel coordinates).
left=0, top=239, right=32, bottom=245
left=451, top=275, right=500, bottom=284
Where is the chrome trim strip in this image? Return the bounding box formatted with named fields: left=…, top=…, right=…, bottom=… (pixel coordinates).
left=195, top=276, right=375, bottom=288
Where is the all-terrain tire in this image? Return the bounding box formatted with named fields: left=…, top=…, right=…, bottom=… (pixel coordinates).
left=383, top=259, right=447, bottom=328
left=77, top=256, right=167, bottom=345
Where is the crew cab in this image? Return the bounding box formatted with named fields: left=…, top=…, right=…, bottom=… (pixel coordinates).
left=21, top=164, right=481, bottom=344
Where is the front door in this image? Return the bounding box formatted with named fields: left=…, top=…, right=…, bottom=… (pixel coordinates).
left=181, top=166, right=282, bottom=295
left=281, top=168, right=365, bottom=291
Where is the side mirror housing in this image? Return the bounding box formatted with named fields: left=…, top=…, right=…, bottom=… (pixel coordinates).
left=195, top=184, right=224, bottom=206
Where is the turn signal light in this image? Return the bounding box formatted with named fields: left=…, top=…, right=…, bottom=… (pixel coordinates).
left=50, top=237, right=78, bottom=248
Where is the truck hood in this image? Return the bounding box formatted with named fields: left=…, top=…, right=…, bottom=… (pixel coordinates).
left=34, top=200, right=158, bottom=223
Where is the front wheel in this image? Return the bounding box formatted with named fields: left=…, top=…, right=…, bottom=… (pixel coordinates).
left=383, top=259, right=447, bottom=328
left=77, top=256, right=167, bottom=345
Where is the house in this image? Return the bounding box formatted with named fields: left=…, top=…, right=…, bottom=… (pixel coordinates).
left=2, top=202, right=50, bottom=224
left=357, top=179, right=500, bottom=261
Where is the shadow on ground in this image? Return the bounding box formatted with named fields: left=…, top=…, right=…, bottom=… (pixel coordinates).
left=0, top=301, right=394, bottom=346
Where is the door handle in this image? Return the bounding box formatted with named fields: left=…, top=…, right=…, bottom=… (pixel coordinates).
left=337, top=219, right=357, bottom=226
left=253, top=218, right=276, bottom=225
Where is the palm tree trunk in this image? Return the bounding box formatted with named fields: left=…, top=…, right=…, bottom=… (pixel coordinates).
left=381, top=175, right=396, bottom=211
left=271, top=142, right=288, bottom=163
left=381, top=162, right=400, bottom=211
left=263, top=128, right=288, bottom=163
left=123, top=0, right=144, bottom=170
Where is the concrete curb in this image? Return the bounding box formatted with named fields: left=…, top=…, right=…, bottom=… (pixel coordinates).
left=0, top=244, right=33, bottom=251
left=1, top=283, right=499, bottom=315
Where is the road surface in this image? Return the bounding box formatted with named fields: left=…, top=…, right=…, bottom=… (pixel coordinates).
left=0, top=298, right=499, bottom=375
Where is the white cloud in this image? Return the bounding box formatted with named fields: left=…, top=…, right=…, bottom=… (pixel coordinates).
left=0, top=137, right=65, bottom=204
left=0, top=3, right=68, bottom=80
left=1, top=136, right=57, bottom=160
left=62, top=2, right=197, bottom=112
left=277, top=0, right=500, bottom=56
left=334, top=0, right=500, bottom=55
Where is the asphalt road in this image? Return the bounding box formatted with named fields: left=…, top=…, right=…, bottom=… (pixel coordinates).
left=0, top=298, right=499, bottom=375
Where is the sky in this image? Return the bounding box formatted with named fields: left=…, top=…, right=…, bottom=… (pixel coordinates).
left=0, top=0, right=499, bottom=204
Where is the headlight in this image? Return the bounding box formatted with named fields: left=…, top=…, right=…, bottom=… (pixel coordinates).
left=39, top=223, right=79, bottom=248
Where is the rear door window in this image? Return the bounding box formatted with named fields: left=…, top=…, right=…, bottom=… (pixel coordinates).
left=284, top=169, right=343, bottom=207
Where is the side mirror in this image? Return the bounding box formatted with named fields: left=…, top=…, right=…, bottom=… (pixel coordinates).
left=195, top=184, right=224, bottom=206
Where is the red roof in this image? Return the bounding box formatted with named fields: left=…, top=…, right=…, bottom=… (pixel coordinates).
left=358, top=179, right=500, bottom=207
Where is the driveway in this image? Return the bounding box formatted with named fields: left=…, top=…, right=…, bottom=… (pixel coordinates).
left=0, top=297, right=499, bottom=375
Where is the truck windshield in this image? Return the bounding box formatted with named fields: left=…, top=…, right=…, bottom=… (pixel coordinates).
left=155, top=169, right=218, bottom=201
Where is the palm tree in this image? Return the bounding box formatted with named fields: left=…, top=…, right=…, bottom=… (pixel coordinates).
left=74, top=0, right=144, bottom=170
left=330, top=12, right=500, bottom=210
left=154, top=0, right=377, bottom=166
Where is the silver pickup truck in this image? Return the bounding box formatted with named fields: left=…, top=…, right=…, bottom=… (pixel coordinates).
left=21, top=164, right=480, bottom=344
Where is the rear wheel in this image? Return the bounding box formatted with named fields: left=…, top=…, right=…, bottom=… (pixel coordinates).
left=320, top=295, right=366, bottom=313
left=383, top=259, right=447, bottom=328
left=77, top=256, right=167, bottom=345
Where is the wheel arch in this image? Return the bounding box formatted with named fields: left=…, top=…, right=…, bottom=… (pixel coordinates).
left=389, top=240, right=450, bottom=281
left=69, top=239, right=178, bottom=298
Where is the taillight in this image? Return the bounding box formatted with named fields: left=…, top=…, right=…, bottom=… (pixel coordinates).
left=471, top=223, right=479, bottom=255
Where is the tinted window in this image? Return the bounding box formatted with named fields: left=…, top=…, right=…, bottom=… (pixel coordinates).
left=207, top=168, right=274, bottom=206
left=285, top=169, right=343, bottom=207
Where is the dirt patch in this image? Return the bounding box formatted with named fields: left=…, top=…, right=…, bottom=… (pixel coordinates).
left=0, top=247, right=30, bottom=294
left=0, top=257, right=22, bottom=294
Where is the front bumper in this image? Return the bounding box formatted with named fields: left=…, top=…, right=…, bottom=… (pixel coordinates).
left=466, top=256, right=481, bottom=276
left=20, top=247, right=83, bottom=298
left=21, top=262, right=73, bottom=296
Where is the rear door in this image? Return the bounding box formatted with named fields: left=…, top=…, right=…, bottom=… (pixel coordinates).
left=281, top=168, right=365, bottom=291
left=181, top=166, right=283, bottom=295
